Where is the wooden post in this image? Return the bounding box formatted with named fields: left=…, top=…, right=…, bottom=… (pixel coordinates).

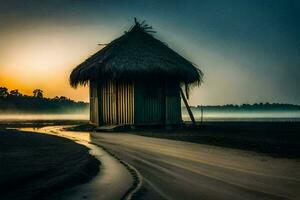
left=201, top=105, right=203, bottom=124
left=180, top=88, right=196, bottom=126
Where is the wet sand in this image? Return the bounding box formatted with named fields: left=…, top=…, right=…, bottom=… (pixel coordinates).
left=0, top=128, right=99, bottom=200
left=133, top=121, right=300, bottom=158
left=92, top=132, right=300, bottom=200
left=21, top=126, right=134, bottom=200
left=2, top=121, right=299, bottom=199
left=65, top=121, right=300, bottom=158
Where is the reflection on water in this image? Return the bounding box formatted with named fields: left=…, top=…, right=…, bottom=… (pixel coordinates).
left=0, top=114, right=89, bottom=121
left=21, top=126, right=91, bottom=142
left=182, top=110, right=300, bottom=121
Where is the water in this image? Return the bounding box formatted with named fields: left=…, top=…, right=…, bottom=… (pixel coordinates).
left=0, top=114, right=89, bottom=121
left=0, top=110, right=300, bottom=122
left=182, top=110, right=300, bottom=122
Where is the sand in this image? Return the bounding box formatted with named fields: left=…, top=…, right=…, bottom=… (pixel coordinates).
left=92, top=132, right=300, bottom=200
left=0, top=128, right=100, bottom=200
left=132, top=121, right=300, bottom=158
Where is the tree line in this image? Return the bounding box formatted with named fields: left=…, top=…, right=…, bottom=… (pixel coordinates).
left=0, top=87, right=88, bottom=114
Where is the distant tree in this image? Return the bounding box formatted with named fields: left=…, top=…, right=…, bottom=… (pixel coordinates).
left=52, top=96, right=60, bottom=101
left=59, top=96, right=68, bottom=101
left=0, top=87, right=9, bottom=97
left=10, top=89, right=22, bottom=97
left=33, top=89, right=43, bottom=98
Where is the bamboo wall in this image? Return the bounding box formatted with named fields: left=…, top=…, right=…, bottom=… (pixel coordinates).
left=165, top=96, right=181, bottom=124
left=90, top=80, right=99, bottom=125
left=165, top=82, right=182, bottom=125
left=100, top=80, right=134, bottom=125
left=116, top=81, right=134, bottom=124
left=90, top=80, right=181, bottom=126
left=134, top=87, right=165, bottom=125
left=134, top=81, right=181, bottom=125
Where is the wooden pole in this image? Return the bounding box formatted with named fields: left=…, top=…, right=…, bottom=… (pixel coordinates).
left=201, top=105, right=203, bottom=124
left=180, top=88, right=196, bottom=126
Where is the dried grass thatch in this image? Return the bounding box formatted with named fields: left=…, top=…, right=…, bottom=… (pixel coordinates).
left=70, top=19, right=203, bottom=90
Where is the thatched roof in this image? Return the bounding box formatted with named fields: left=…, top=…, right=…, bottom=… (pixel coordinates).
left=70, top=19, right=203, bottom=88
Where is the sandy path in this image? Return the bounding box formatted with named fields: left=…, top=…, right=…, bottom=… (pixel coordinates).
left=91, top=133, right=300, bottom=200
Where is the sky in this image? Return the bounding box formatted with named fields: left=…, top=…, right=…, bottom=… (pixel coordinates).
left=0, top=0, right=299, bottom=105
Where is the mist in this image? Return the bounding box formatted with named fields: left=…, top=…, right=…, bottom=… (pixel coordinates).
left=183, top=109, right=300, bottom=122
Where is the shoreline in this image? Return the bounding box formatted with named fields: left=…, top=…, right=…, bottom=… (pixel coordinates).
left=19, top=126, right=137, bottom=200
left=67, top=121, right=300, bottom=158
left=2, top=120, right=299, bottom=158
left=93, top=144, right=143, bottom=200
left=0, top=128, right=100, bottom=200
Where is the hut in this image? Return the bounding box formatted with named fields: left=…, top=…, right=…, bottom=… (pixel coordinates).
left=70, top=19, right=203, bottom=127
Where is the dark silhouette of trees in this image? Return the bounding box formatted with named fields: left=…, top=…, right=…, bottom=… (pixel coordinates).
left=58, top=96, right=68, bottom=101
left=0, top=87, right=9, bottom=97
left=0, top=86, right=88, bottom=113
left=33, top=89, right=43, bottom=98
left=10, top=89, right=22, bottom=97
left=1, top=85, right=299, bottom=114
left=195, top=103, right=300, bottom=111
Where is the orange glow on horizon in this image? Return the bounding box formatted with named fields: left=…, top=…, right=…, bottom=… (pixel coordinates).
left=0, top=24, right=108, bottom=102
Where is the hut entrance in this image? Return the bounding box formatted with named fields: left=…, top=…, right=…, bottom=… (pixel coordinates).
left=101, top=80, right=134, bottom=125
left=134, top=81, right=165, bottom=125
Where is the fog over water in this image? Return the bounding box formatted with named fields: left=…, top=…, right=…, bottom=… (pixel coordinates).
left=183, top=110, right=300, bottom=122
left=0, top=114, right=89, bottom=121
left=0, top=110, right=300, bottom=122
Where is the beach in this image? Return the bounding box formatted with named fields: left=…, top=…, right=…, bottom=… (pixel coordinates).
left=92, top=131, right=300, bottom=200
left=1, top=120, right=299, bottom=200
left=0, top=128, right=100, bottom=200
